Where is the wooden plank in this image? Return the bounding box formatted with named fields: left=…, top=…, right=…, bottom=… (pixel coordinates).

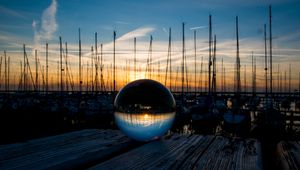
left=0, top=129, right=105, bottom=160
left=193, top=137, right=261, bottom=170
left=0, top=129, right=137, bottom=170
left=89, top=135, right=262, bottom=170
left=88, top=133, right=193, bottom=170
left=276, top=141, right=300, bottom=170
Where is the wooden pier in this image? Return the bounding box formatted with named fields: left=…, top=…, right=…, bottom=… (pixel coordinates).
left=276, top=141, right=300, bottom=170
left=0, top=129, right=265, bottom=169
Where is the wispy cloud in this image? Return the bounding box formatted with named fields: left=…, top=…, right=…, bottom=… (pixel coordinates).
left=190, top=26, right=207, bottom=30
left=117, top=26, right=155, bottom=42
left=0, top=6, right=26, bottom=19
left=115, top=21, right=131, bottom=25
left=32, top=0, right=57, bottom=50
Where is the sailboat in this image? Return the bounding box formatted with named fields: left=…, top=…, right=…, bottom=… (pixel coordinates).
left=255, top=6, right=285, bottom=138
left=222, top=16, right=251, bottom=136
left=189, top=16, right=223, bottom=134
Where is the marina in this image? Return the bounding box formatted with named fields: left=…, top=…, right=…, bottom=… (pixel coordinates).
left=0, top=1, right=300, bottom=169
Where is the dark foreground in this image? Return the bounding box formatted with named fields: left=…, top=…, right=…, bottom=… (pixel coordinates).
left=0, top=129, right=263, bottom=170
left=0, top=92, right=300, bottom=169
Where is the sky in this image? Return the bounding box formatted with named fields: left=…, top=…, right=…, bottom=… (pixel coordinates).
left=0, top=0, right=300, bottom=91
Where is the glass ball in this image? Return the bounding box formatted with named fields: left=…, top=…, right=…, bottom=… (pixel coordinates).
left=114, top=79, right=176, bottom=141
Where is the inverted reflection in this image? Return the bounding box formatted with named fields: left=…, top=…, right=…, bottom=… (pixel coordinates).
left=115, top=112, right=175, bottom=141
left=114, top=79, right=176, bottom=141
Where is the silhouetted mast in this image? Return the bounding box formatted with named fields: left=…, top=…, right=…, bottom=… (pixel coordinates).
left=23, top=44, right=26, bottom=91
left=0, top=56, right=2, bottom=90
left=134, top=37, right=136, bottom=80
left=165, top=28, right=172, bottom=90
left=95, top=32, right=99, bottom=93
left=149, top=35, right=153, bottom=79
left=7, top=55, right=10, bottom=92
left=182, top=22, right=185, bottom=101
left=194, top=29, right=197, bottom=94
left=208, top=15, right=212, bottom=94
left=158, top=61, right=160, bottom=82
left=235, top=16, right=241, bottom=95
left=79, top=28, right=82, bottom=92
left=212, top=34, right=217, bottom=94
left=65, top=42, right=70, bottom=91
left=4, top=51, right=7, bottom=91
left=86, top=61, right=89, bottom=91
left=91, top=46, right=94, bottom=92
left=264, top=24, right=268, bottom=96
left=224, top=67, right=226, bottom=92
left=277, top=64, right=280, bottom=92
left=298, top=72, right=300, bottom=94
left=221, top=58, right=223, bottom=92
left=289, top=63, right=291, bottom=94
left=252, top=52, right=256, bottom=95
left=200, top=56, right=203, bottom=93
left=59, top=36, right=63, bottom=93
left=113, top=31, right=116, bottom=95
left=269, top=5, right=273, bottom=96
left=46, top=43, right=48, bottom=94
left=35, top=49, right=38, bottom=92
left=244, top=65, right=246, bottom=93
left=100, top=44, right=105, bottom=92
left=284, top=71, right=287, bottom=93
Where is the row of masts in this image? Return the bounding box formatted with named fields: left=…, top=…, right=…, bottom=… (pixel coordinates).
left=0, top=6, right=298, bottom=95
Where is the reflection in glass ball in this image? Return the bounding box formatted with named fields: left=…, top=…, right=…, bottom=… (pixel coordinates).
left=114, top=79, right=176, bottom=141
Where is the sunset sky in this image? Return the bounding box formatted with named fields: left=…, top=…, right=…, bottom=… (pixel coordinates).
left=0, top=0, right=300, bottom=91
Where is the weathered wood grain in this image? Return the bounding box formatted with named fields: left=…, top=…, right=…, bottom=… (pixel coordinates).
left=0, top=129, right=135, bottom=170
left=89, top=134, right=262, bottom=170
left=0, top=129, right=263, bottom=170
left=276, top=141, right=300, bottom=170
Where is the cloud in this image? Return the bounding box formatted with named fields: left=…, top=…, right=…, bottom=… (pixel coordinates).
left=117, top=26, right=155, bottom=42
left=0, top=6, right=26, bottom=19
left=115, top=21, right=131, bottom=25
left=190, top=26, right=207, bottom=30
left=33, top=0, right=57, bottom=50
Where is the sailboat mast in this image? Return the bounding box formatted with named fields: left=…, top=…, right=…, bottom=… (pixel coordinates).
left=208, top=15, right=212, bottom=94
left=23, top=44, right=26, bottom=91
left=4, top=51, right=7, bottom=92
left=252, top=52, right=255, bottom=95
left=212, top=34, right=216, bottom=94
left=182, top=22, right=185, bottom=101
left=100, top=44, right=104, bottom=92
left=35, top=49, right=38, bottom=92
left=200, top=56, right=203, bottom=93
left=221, top=58, right=223, bottom=92
left=244, top=65, right=246, bottom=93
left=269, top=5, right=273, bottom=96
left=8, top=56, right=10, bottom=92
left=95, top=32, right=98, bottom=92
left=289, top=63, right=291, bottom=94
left=113, top=31, right=116, bottom=95
left=169, top=28, right=172, bottom=91
left=149, top=35, right=153, bottom=79
left=46, top=43, right=48, bottom=94
left=59, top=36, right=63, bottom=93
left=236, top=16, right=241, bottom=94
left=264, top=24, right=268, bottom=96
left=194, top=29, right=197, bottom=94
left=79, top=28, right=82, bottom=93
left=0, top=56, right=2, bottom=91
left=91, top=46, right=94, bottom=92
left=65, top=42, right=70, bottom=92
left=134, top=37, right=136, bottom=80
left=278, top=64, right=280, bottom=92
left=299, top=72, right=300, bottom=95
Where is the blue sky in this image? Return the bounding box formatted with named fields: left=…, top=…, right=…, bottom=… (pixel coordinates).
left=0, top=0, right=300, bottom=90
